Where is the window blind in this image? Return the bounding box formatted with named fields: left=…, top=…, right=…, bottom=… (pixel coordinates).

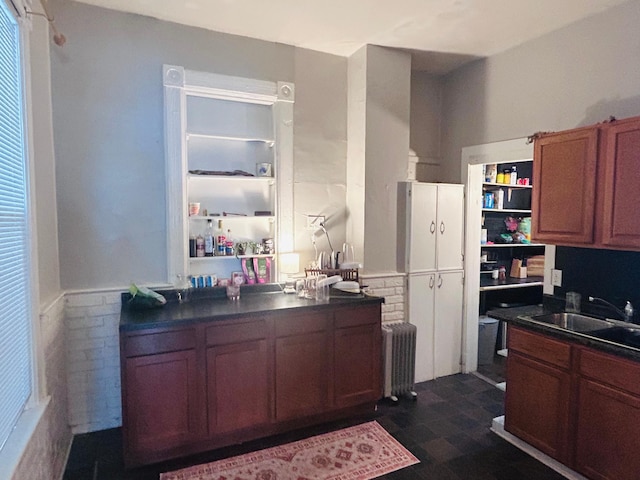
left=0, top=0, right=32, bottom=452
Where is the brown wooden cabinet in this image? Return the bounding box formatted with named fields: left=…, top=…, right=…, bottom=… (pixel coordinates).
left=120, top=301, right=382, bottom=468
left=532, top=115, right=640, bottom=250
left=333, top=305, right=382, bottom=408
left=275, top=312, right=331, bottom=420
left=205, top=318, right=271, bottom=435
left=506, top=325, right=640, bottom=479
left=121, top=328, right=205, bottom=466
left=574, top=348, right=640, bottom=480
left=505, top=327, right=572, bottom=463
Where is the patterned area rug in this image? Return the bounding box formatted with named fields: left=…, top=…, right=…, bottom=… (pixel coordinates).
left=160, top=421, right=419, bottom=480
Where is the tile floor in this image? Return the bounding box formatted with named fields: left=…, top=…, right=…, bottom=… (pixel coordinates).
left=63, top=374, right=565, bottom=480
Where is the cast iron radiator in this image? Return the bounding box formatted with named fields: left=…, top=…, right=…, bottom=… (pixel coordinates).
left=381, top=322, right=418, bottom=402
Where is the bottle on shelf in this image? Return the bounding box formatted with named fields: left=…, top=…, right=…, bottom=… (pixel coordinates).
left=225, top=229, right=234, bottom=256
left=510, top=166, right=517, bottom=185
left=204, top=219, right=215, bottom=257
left=189, top=233, right=196, bottom=258
left=196, top=234, right=205, bottom=257
left=215, top=220, right=226, bottom=256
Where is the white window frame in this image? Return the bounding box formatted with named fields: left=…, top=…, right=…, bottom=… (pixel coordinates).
left=0, top=0, right=46, bottom=477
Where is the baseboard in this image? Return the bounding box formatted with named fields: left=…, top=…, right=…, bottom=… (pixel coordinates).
left=491, top=416, right=588, bottom=480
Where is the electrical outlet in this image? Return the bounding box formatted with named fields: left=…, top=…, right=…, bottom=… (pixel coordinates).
left=306, top=215, right=325, bottom=231
left=551, top=269, right=563, bottom=287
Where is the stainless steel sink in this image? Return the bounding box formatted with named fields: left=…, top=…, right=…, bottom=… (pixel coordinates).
left=589, top=326, right=640, bottom=349
left=530, top=312, right=616, bottom=332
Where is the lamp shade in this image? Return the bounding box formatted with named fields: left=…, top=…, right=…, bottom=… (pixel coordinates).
left=279, top=253, right=300, bottom=275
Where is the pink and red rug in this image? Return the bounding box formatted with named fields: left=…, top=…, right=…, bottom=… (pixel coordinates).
left=160, top=421, right=419, bottom=480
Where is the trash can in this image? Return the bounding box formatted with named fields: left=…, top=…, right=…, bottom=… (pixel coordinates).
left=478, top=316, right=499, bottom=365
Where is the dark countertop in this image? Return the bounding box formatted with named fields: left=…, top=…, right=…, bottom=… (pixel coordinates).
left=120, top=286, right=384, bottom=332
left=487, top=303, right=640, bottom=362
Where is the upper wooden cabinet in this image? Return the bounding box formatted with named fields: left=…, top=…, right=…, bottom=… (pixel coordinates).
left=600, top=119, right=640, bottom=249
left=531, top=116, right=640, bottom=250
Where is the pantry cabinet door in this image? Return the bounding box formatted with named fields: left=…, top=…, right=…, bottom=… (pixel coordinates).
left=531, top=128, right=598, bottom=245
left=600, top=118, right=640, bottom=249
left=436, top=185, right=464, bottom=271
left=433, top=271, right=463, bottom=378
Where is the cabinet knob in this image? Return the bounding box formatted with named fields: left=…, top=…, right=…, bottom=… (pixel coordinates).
left=430, top=221, right=436, bottom=234
left=440, top=221, right=445, bottom=234
left=429, top=276, right=435, bottom=289
left=437, top=275, right=443, bottom=288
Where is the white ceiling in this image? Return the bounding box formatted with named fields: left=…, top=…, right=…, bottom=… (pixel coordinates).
left=74, top=0, right=629, bottom=74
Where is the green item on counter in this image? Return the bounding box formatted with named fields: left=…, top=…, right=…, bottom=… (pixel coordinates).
left=128, top=283, right=167, bottom=309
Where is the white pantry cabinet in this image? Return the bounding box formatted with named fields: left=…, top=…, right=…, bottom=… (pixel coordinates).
left=399, top=182, right=464, bottom=273
left=399, top=182, right=465, bottom=382
left=409, top=270, right=464, bottom=382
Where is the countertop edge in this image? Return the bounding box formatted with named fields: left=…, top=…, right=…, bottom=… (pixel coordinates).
left=119, top=292, right=384, bottom=332
left=487, top=305, right=640, bottom=362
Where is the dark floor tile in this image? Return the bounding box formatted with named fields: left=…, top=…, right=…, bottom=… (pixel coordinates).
left=421, top=437, right=464, bottom=463
left=63, top=374, right=566, bottom=480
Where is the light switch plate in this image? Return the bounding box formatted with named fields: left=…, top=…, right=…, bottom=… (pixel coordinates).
left=551, top=269, right=563, bottom=287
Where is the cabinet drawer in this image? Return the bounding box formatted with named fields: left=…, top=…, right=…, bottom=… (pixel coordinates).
left=206, top=319, right=269, bottom=346
left=508, top=327, right=571, bottom=369
left=335, top=304, right=380, bottom=329
left=123, top=329, right=196, bottom=357
left=275, top=312, right=327, bottom=337
left=578, top=348, right=640, bottom=397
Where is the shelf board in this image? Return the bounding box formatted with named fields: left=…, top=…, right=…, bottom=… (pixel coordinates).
left=188, top=173, right=275, bottom=182
left=483, top=182, right=532, bottom=189
left=480, top=243, right=545, bottom=248
left=482, top=208, right=531, bottom=213
left=189, top=215, right=275, bottom=221
left=190, top=254, right=275, bottom=262
left=186, top=132, right=274, bottom=145
left=480, top=276, right=544, bottom=291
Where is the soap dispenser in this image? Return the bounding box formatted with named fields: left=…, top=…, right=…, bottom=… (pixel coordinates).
left=624, top=301, right=634, bottom=322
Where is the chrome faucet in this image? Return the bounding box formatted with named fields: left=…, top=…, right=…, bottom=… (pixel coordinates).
left=588, top=296, right=634, bottom=322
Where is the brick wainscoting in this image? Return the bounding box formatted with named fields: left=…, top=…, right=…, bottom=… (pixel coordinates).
left=360, top=273, right=406, bottom=323
left=12, top=294, right=72, bottom=480
left=64, top=290, right=123, bottom=434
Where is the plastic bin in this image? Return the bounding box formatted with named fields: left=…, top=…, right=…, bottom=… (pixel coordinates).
left=478, top=316, right=499, bottom=365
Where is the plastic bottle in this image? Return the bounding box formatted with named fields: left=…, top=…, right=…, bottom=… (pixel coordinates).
left=225, top=229, right=234, bottom=256
left=189, top=233, right=196, bottom=257
left=204, top=220, right=214, bottom=257
left=215, top=220, right=225, bottom=256
left=510, top=166, right=517, bottom=185
left=196, top=234, right=205, bottom=257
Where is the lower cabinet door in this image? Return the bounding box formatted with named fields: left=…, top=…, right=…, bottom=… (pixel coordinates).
left=275, top=331, right=329, bottom=420
left=124, top=350, right=201, bottom=456
left=504, top=352, right=571, bottom=463
left=334, top=323, right=380, bottom=407
left=575, top=379, right=640, bottom=480
left=206, top=340, right=270, bottom=434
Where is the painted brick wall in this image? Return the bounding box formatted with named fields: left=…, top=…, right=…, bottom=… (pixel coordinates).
left=13, top=295, right=72, bottom=480
left=360, top=273, right=406, bottom=323
left=64, top=290, right=123, bottom=434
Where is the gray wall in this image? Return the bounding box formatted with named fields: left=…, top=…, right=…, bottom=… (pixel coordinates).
left=51, top=0, right=347, bottom=289
left=440, top=0, right=640, bottom=183
left=363, top=46, right=412, bottom=273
